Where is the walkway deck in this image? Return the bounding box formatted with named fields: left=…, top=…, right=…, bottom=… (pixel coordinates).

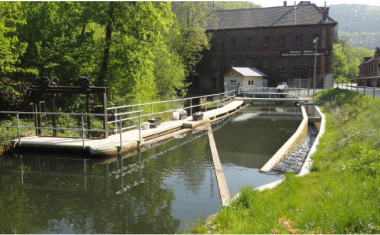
left=13, top=101, right=243, bottom=156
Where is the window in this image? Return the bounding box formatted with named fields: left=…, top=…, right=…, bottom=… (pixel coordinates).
left=230, top=80, right=237, bottom=86
left=229, top=58, right=236, bottom=67
left=278, top=35, right=285, bottom=47
left=247, top=37, right=252, bottom=48
left=311, top=56, right=321, bottom=68
left=262, top=58, right=269, bottom=69
left=295, top=35, right=302, bottom=46
left=293, top=57, right=300, bottom=68
left=230, top=38, right=236, bottom=49
left=277, top=57, right=285, bottom=69
left=245, top=57, right=253, bottom=67
left=248, top=80, right=254, bottom=86
left=313, top=34, right=321, bottom=46
left=264, top=36, right=269, bottom=47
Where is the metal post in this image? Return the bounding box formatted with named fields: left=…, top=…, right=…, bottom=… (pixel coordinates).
left=16, top=112, right=21, bottom=146
left=115, top=109, right=118, bottom=134
left=308, top=78, right=310, bottom=96
left=205, top=98, right=207, bottom=112
left=190, top=99, right=193, bottom=116
left=138, top=112, right=141, bottom=145
left=119, top=116, right=122, bottom=150
left=313, top=37, right=318, bottom=100
left=346, top=78, right=348, bottom=90
left=81, top=114, right=85, bottom=150
left=373, top=78, right=375, bottom=99
left=357, top=80, right=358, bottom=93
left=351, top=80, right=353, bottom=91
left=364, top=80, right=366, bottom=95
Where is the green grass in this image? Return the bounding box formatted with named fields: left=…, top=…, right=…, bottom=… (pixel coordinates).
left=191, top=88, right=380, bottom=234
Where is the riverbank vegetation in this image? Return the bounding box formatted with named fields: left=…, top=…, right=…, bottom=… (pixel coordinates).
left=192, top=88, right=380, bottom=234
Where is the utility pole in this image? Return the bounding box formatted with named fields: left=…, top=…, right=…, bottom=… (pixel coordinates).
left=313, top=37, right=319, bottom=100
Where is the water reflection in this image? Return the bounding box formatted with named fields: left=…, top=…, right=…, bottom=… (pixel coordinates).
left=212, top=105, right=302, bottom=195
left=0, top=131, right=220, bottom=234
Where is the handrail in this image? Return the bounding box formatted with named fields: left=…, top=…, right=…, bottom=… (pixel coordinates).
left=1, top=90, right=236, bottom=152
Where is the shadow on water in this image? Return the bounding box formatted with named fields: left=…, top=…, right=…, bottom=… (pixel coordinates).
left=0, top=104, right=302, bottom=233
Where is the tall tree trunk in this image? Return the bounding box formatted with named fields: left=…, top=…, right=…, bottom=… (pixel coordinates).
left=99, top=1, right=114, bottom=87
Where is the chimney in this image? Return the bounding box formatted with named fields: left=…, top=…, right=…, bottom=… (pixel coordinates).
left=284, top=1, right=287, bottom=6
left=323, top=1, right=327, bottom=21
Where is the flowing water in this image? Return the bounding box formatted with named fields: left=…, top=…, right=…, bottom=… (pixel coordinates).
left=0, top=105, right=302, bottom=234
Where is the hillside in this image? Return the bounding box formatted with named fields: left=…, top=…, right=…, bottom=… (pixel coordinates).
left=329, top=4, right=380, bottom=49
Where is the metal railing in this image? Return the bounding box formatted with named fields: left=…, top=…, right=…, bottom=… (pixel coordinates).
left=1, top=90, right=236, bottom=151
left=107, top=90, right=236, bottom=133
left=335, top=76, right=380, bottom=99
left=0, top=110, right=143, bottom=150
left=237, top=87, right=310, bottom=98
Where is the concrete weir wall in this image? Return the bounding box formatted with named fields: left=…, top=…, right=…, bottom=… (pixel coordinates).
left=260, top=105, right=309, bottom=173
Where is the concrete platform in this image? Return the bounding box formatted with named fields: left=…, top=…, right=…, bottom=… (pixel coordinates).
left=13, top=101, right=243, bottom=157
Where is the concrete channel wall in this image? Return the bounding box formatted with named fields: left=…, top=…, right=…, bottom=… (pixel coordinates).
left=226, top=104, right=325, bottom=206
left=260, top=105, right=308, bottom=173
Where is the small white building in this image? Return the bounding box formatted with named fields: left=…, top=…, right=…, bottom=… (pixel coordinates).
left=223, top=67, right=267, bottom=93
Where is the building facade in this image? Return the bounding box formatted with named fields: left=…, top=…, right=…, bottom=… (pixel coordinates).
left=358, top=47, right=380, bottom=87
left=194, top=1, right=338, bottom=93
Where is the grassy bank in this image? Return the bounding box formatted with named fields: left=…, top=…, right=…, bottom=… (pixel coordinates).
left=192, top=88, right=380, bottom=234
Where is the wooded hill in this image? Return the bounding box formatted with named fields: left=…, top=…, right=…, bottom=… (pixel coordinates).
left=329, top=4, right=380, bottom=49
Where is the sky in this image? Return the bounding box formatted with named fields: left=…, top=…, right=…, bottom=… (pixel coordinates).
left=251, top=0, right=380, bottom=7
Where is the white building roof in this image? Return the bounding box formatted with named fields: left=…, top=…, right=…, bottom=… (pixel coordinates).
left=232, top=67, right=267, bottom=77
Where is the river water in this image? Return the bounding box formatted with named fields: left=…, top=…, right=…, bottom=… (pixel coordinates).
left=0, top=105, right=301, bottom=233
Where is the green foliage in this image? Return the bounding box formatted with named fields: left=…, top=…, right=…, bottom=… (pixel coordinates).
left=332, top=37, right=374, bottom=80
left=329, top=4, right=380, bottom=49
left=192, top=89, right=380, bottom=234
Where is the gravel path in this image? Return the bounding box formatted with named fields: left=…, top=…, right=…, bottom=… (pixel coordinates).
left=271, top=125, right=318, bottom=174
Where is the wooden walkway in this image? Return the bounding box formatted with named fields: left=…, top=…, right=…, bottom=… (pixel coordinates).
left=13, top=101, right=243, bottom=156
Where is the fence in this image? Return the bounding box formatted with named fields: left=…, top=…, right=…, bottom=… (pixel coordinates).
left=336, top=76, right=380, bottom=99
left=237, top=86, right=310, bottom=98
left=288, top=74, right=334, bottom=90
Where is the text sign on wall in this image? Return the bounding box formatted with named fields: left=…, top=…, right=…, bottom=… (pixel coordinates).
left=282, top=50, right=325, bottom=56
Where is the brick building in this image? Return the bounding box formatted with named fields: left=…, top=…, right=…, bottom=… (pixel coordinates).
left=358, top=47, right=380, bottom=87
left=194, top=1, right=337, bottom=92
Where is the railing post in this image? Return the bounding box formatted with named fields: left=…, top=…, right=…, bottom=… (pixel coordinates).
left=16, top=112, right=21, bottom=146
left=205, top=98, right=208, bottom=112
left=364, top=80, right=366, bottom=95
left=373, top=78, right=375, bottom=99
left=138, top=112, right=141, bottom=145
left=190, top=99, right=193, bottom=116
left=308, top=78, right=310, bottom=96
left=81, top=114, right=85, bottom=150
left=357, top=80, right=359, bottom=93
left=119, top=116, right=122, bottom=150
left=115, top=109, right=118, bottom=134
left=351, top=80, right=353, bottom=91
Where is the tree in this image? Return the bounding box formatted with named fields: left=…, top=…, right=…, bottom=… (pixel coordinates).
left=0, top=2, right=28, bottom=76
left=171, top=2, right=217, bottom=77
